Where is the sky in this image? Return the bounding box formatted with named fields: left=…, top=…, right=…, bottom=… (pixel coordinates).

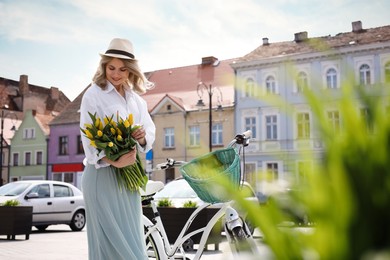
left=1, top=0, right=390, bottom=101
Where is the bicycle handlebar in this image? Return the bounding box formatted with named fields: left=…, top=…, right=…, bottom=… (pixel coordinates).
left=154, top=130, right=252, bottom=171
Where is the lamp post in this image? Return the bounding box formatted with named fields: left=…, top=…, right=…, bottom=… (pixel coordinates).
left=196, top=82, right=222, bottom=152
left=0, top=108, right=4, bottom=186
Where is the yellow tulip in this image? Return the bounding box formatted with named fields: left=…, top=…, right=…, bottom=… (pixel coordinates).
left=104, top=117, right=109, bottom=125
left=97, top=130, right=103, bottom=137
left=124, top=120, right=130, bottom=128
left=117, top=128, right=122, bottom=136
left=94, top=118, right=100, bottom=128
left=85, top=130, right=93, bottom=139
left=110, top=128, right=116, bottom=135
left=127, top=114, right=134, bottom=126
left=90, top=140, right=97, bottom=147
left=99, top=121, right=103, bottom=130
left=108, top=142, right=114, bottom=147
left=84, top=123, right=92, bottom=129
left=117, top=135, right=123, bottom=142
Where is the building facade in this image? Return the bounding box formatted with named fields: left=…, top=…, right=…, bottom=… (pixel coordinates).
left=232, top=21, right=390, bottom=193
left=0, top=74, right=70, bottom=184
left=9, top=110, right=53, bottom=181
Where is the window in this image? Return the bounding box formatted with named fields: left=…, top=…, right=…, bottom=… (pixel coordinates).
left=245, top=117, right=257, bottom=138
left=327, top=111, right=340, bottom=133
left=265, top=115, right=277, bottom=140
left=12, top=153, right=19, bottom=166
left=23, top=128, right=35, bottom=139
left=266, top=162, right=279, bottom=180
left=54, top=185, right=73, bottom=197
left=297, top=113, right=310, bottom=139
left=59, top=136, right=69, bottom=155
left=29, top=184, right=50, bottom=198
left=385, top=61, right=390, bottom=84
left=359, top=64, right=371, bottom=85
left=265, top=75, right=276, bottom=94
left=326, top=68, right=338, bottom=89
left=245, top=78, right=255, bottom=97
left=53, top=173, right=74, bottom=183
left=296, top=72, right=308, bottom=92
left=189, top=126, right=200, bottom=147
left=25, top=152, right=31, bottom=166
left=77, top=135, right=84, bottom=154
left=212, top=123, right=223, bottom=145
left=164, top=128, right=175, bottom=148
left=36, top=151, right=43, bottom=165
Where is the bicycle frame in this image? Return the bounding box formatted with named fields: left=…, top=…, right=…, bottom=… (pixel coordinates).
left=142, top=130, right=257, bottom=259
left=143, top=200, right=234, bottom=260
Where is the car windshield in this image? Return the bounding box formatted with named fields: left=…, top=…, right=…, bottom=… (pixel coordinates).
left=154, top=179, right=198, bottom=199
left=0, top=182, right=32, bottom=196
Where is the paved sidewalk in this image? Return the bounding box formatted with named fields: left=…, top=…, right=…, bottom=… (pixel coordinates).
left=0, top=225, right=269, bottom=260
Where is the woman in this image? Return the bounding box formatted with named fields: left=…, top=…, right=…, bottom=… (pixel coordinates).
left=80, top=38, right=155, bottom=260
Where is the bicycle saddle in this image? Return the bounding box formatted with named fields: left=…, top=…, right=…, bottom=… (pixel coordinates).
left=140, top=180, right=165, bottom=197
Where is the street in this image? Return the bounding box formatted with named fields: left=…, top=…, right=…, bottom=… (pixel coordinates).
left=0, top=225, right=271, bottom=260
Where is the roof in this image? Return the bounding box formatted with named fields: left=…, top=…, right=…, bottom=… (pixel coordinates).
left=234, top=22, right=390, bottom=65
left=145, top=58, right=237, bottom=94
left=143, top=58, right=237, bottom=112
left=49, top=85, right=89, bottom=126
left=34, top=113, right=55, bottom=135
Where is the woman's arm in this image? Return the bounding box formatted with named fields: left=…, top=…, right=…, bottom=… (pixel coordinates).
left=101, top=148, right=137, bottom=168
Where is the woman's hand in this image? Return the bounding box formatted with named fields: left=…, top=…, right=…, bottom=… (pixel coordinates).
left=132, top=125, right=146, bottom=146
left=102, top=148, right=137, bottom=168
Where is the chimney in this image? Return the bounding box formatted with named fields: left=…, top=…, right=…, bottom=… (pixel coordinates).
left=201, top=56, right=218, bottom=66
left=294, top=31, right=308, bottom=43
left=50, top=86, right=60, bottom=100
left=262, top=37, right=269, bottom=45
left=19, top=74, right=29, bottom=95
left=352, top=21, right=363, bottom=32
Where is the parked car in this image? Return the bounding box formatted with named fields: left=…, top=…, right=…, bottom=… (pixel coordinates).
left=0, top=180, right=86, bottom=231
left=153, top=178, right=259, bottom=233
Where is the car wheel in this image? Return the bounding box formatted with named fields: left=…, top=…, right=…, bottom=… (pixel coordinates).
left=69, top=210, right=86, bottom=231
left=35, top=225, right=49, bottom=231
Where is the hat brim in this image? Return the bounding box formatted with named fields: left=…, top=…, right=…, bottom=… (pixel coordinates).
left=99, top=53, right=135, bottom=60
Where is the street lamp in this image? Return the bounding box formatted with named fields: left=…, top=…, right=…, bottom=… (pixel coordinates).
left=196, top=82, right=222, bottom=152
left=0, top=105, right=17, bottom=185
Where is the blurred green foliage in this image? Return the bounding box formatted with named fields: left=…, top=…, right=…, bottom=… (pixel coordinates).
left=218, top=83, right=390, bottom=259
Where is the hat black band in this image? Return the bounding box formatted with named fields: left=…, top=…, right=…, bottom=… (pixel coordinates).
left=105, top=49, right=135, bottom=59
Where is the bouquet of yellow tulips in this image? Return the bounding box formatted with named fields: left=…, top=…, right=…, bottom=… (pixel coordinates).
left=81, top=112, right=148, bottom=192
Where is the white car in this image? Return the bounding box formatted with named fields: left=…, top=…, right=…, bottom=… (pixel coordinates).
left=0, top=180, right=86, bottom=231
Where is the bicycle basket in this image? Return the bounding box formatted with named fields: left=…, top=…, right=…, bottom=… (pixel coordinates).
left=179, top=147, right=240, bottom=203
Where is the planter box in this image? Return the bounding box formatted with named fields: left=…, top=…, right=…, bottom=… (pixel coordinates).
left=143, top=207, right=222, bottom=247
left=0, top=206, right=33, bottom=240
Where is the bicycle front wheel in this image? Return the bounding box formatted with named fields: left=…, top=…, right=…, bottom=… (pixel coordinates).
left=145, top=227, right=162, bottom=259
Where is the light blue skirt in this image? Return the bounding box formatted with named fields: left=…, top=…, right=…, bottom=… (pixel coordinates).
left=82, top=164, right=147, bottom=260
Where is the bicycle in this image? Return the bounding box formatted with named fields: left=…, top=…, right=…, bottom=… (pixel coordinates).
left=141, top=130, right=259, bottom=259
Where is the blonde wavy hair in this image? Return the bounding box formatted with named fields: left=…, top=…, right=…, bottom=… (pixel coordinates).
left=93, top=56, right=154, bottom=94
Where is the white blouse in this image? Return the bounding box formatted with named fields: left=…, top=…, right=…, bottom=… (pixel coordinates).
left=80, top=82, right=156, bottom=168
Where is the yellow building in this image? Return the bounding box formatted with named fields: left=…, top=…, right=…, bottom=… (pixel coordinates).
left=142, top=57, right=237, bottom=183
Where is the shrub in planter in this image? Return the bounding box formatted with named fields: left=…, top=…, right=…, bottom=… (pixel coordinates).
left=0, top=199, right=33, bottom=240
left=183, top=200, right=198, bottom=208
